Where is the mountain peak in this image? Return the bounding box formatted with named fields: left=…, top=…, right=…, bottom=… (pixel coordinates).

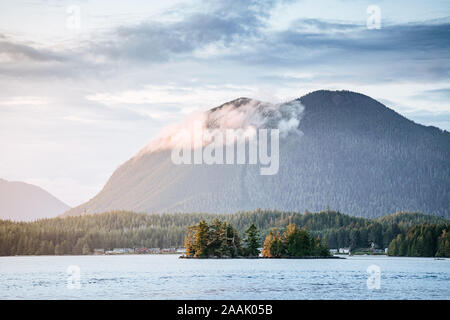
left=299, top=89, right=380, bottom=107
left=302, top=89, right=372, bottom=97
left=210, top=97, right=255, bottom=112
left=0, top=179, right=70, bottom=221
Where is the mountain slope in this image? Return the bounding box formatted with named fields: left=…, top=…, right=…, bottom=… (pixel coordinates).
left=0, top=179, right=70, bottom=221
left=63, top=90, right=450, bottom=218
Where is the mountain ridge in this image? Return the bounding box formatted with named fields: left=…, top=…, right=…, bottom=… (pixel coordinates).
left=0, top=178, right=70, bottom=221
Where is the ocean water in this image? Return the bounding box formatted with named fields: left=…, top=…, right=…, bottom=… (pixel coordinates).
left=0, top=255, right=449, bottom=300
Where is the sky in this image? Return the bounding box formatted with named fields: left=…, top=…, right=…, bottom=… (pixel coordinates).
left=0, top=0, right=449, bottom=207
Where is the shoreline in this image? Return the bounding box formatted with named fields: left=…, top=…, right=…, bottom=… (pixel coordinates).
left=179, top=255, right=345, bottom=259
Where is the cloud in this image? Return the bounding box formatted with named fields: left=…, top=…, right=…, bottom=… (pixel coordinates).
left=223, top=19, right=450, bottom=83
left=90, top=0, right=275, bottom=63
left=289, top=18, right=361, bottom=32
left=87, top=14, right=450, bottom=84
left=1, top=3, right=449, bottom=86
left=138, top=97, right=304, bottom=154
left=0, top=1, right=280, bottom=80
left=0, top=96, right=51, bottom=106
left=413, top=88, right=450, bottom=101
left=280, top=19, right=450, bottom=53
left=0, top=40, right=65, bottom=62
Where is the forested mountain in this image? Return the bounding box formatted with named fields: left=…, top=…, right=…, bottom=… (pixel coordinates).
left=63, top=90, right=450, bottom=218
left=1, top=209, right=447, bottom=256
left=0, top=178, right=70, bottom=221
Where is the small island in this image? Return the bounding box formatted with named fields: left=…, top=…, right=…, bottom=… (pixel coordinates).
left=180, top=219, right=342, bottom=259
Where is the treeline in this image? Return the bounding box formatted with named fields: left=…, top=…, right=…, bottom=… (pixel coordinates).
left=0, top=209, right=448, bottom=256
left=184, top=219, right=259, bottom=257
left=261, top=224, right=330, bottom=258
left=184, top=219, right=329, bottom=258
left=388, top=224, right=450, bottom=257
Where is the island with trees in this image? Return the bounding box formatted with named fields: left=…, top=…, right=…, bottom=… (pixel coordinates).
left=181, top=219, right=337, bottom=258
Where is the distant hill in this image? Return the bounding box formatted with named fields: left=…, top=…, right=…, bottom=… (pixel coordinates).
left=63, top=90, right=450, bottom=218
left=0, top=179, right=70, bottom=221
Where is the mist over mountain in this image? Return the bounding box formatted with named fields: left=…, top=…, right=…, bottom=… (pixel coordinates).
left=0, top=179, right=70, bottom=221
left=64, top=90, right=450, bottom=218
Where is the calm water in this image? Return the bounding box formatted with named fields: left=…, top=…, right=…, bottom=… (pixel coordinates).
left=0, top=255, right=449, bottom=299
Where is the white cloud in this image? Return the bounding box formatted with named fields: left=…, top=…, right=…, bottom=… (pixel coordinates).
left=0, top=96, right=51, bottom=106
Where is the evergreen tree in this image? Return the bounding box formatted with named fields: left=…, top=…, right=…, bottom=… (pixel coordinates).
left=436, top=230, right=450, bottom=257
left=314, top=235, right=330, bottom=256
left=72, top=238, right=83, bottom=255
left=209, top=219, right=225, bottom=256
left=184, top=225, right=196, bottom=256
left=54, top=244, right=64, bottom=255
left=283, top=224, right=304, bottom=256
left=261, top=229, right=284, bottom=258
left=244, top=224, right=260, bottom=257
left=82, top=242, right=90, bottom=255
left=193, top=220, right=209, bottom=257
